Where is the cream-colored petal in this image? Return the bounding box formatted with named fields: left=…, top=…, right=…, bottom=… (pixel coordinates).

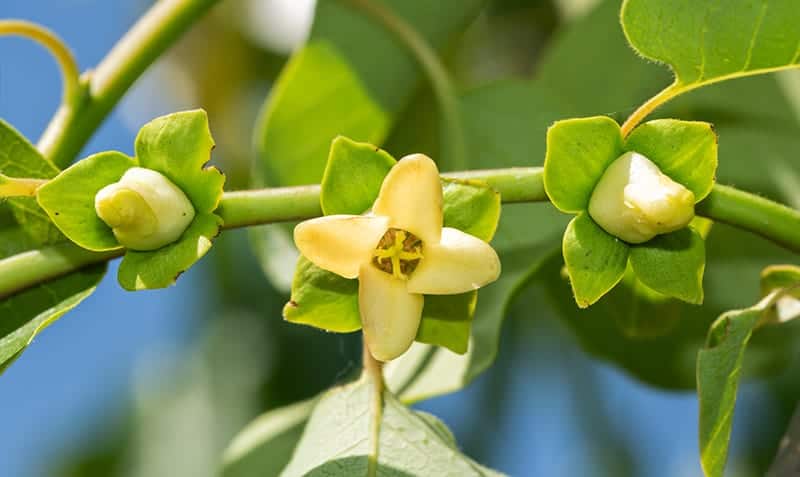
left=359, top=262, right=424, bottom=361
left=407, top=227, right=501, bottom=295
left=294, top=215, right=389, bottom=279
left=372, top=153, right=443, bottom=243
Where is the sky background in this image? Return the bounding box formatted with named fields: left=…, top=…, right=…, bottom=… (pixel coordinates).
left=0, top=1, right=778, bottom=476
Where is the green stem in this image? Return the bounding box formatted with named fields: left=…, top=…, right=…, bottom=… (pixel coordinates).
left=362, top=339, right=385, bottom=477
left=341, top=0, right=467, bottom=170
left=0, top=20, right=82, bottom=108
left=217, top=185, right=323, bottom=230
left=2, top=168, right=799, bottom=298
left=0, top=244, right=121, bottom=300
left=37, top=0, right=221, bottom=168
left=696, top=185, right=800, bottom=254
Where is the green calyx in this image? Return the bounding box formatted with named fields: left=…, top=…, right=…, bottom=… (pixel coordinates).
left=544, top=116, right=717, bottom=307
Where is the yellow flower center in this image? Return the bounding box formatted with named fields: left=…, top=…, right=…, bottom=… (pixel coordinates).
left=372, top=228, right=424, bottom=280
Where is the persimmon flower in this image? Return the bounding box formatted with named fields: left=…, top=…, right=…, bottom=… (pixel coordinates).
left=294, top=154, right=501, bottom=361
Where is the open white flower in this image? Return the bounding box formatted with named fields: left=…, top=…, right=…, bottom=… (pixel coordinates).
left=294, top=154, right=501, bottom=361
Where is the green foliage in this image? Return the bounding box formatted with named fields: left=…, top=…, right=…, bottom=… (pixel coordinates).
left=622, top=0, right=800, bottom=89
left=283, top=256, right=362, bottom=332
left=221, top=398, right=317, bottom=477
left=254, top=42, right=390, bottom=188
left=276, top=375, right=503, bottom=477
left=697, top=280, right=800, bottom=477
left=286, top=140, right=502, bottom=354
left=629, top=227, right=706, bottom=304
left=134, top=109, right=225, bottom=214
left=624, top=119, right=717, bottom=200
left=563, top=213, right=629, bottom=308
left=321, top=137, right=396, bottom=215
left=0, top=264, right=105, bottom=373
left=544, top=116, right=623, bottom=213
left=0, top=120, right=62, bottom=244
left=117, top=213, right=221, bottom=291
left=37, top=151, right=136, bottom=251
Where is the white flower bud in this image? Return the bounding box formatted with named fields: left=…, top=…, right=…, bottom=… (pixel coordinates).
left=95, top=167, right=195, bottom=251
left=588, top=151, right=695, bottom=244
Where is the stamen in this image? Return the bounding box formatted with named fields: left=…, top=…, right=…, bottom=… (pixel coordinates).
left=371, top=228, right=423, bottom=279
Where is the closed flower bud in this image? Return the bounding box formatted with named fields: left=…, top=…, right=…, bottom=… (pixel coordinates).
left=588, top=151, right=694, bottom=244
left=95, top=167, right=195, bottom=250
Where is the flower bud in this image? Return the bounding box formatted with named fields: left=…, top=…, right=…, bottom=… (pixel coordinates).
left=588, top=151, right=694, bottom=244
left=95, top=167, right=195, bottom=250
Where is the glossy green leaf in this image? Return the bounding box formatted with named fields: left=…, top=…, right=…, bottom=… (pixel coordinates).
left=0, top=257, right=105, bottom=373
left=134, top=109, right=225, bottom=214
left=416, top=293, right=476, bottom=355
left=283, top=256, right=362, bottom=333
left=310, top=0, right=485, bottom=115
left=117, top=213, right=221, bottom=291
left=624, top=119, right=718, bottom=201
left=629, top=227, right=706, bottom=304
left=697, top=289, right=797, bottom=477
left=441, top=178, right=501, bottom=242
left=544, top=116, right=623, bottom=213
left=0, top=119, right=62, bottom=244
left=221, top=398, right=317, bottom=477
left=622, top=0, right=800, bottom=90
left=563, top=213, right=629, bottom=308
left=255, top=42, right=390, bottom=188
left=280, top=376, right=503, bottom=477
left=321, top=136, right=396, bottom=215
left=36, top=151, right=137, bottom=251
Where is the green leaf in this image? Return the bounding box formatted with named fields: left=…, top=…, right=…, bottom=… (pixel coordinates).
left=0, top=119, right=62, bottom=244
left=221, top=398, right=317, bottom=477
left=36, top=151, right=137, bottom=251
left=310, top=0, right=485, bottom=115
left=441, top=178, right=501, bottom=242
left=321, top=136, right=396, bottom=215
left=629, top=227, right=706, bottom=304
left=117, top=213, right=221, bottom=291
left=280, top=376, right=503, bottom=477
left=255, top=42, right=390, bottom=188
left=544, top=116, right=623, bottom=213
left=283, top=256, right=362, bottom=333
left=0, top=260, right=105, bottom=373
left=697, top=289, right=795, bottom=477
left=134, top=109, right=225, bottom=214
left=416, top=292, right=476, bottom=354
left=624, top=119, right=718, bottom=201
left=563, top=213, right=629, bottom=308
left=622, top=0, right=800, bottom=91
